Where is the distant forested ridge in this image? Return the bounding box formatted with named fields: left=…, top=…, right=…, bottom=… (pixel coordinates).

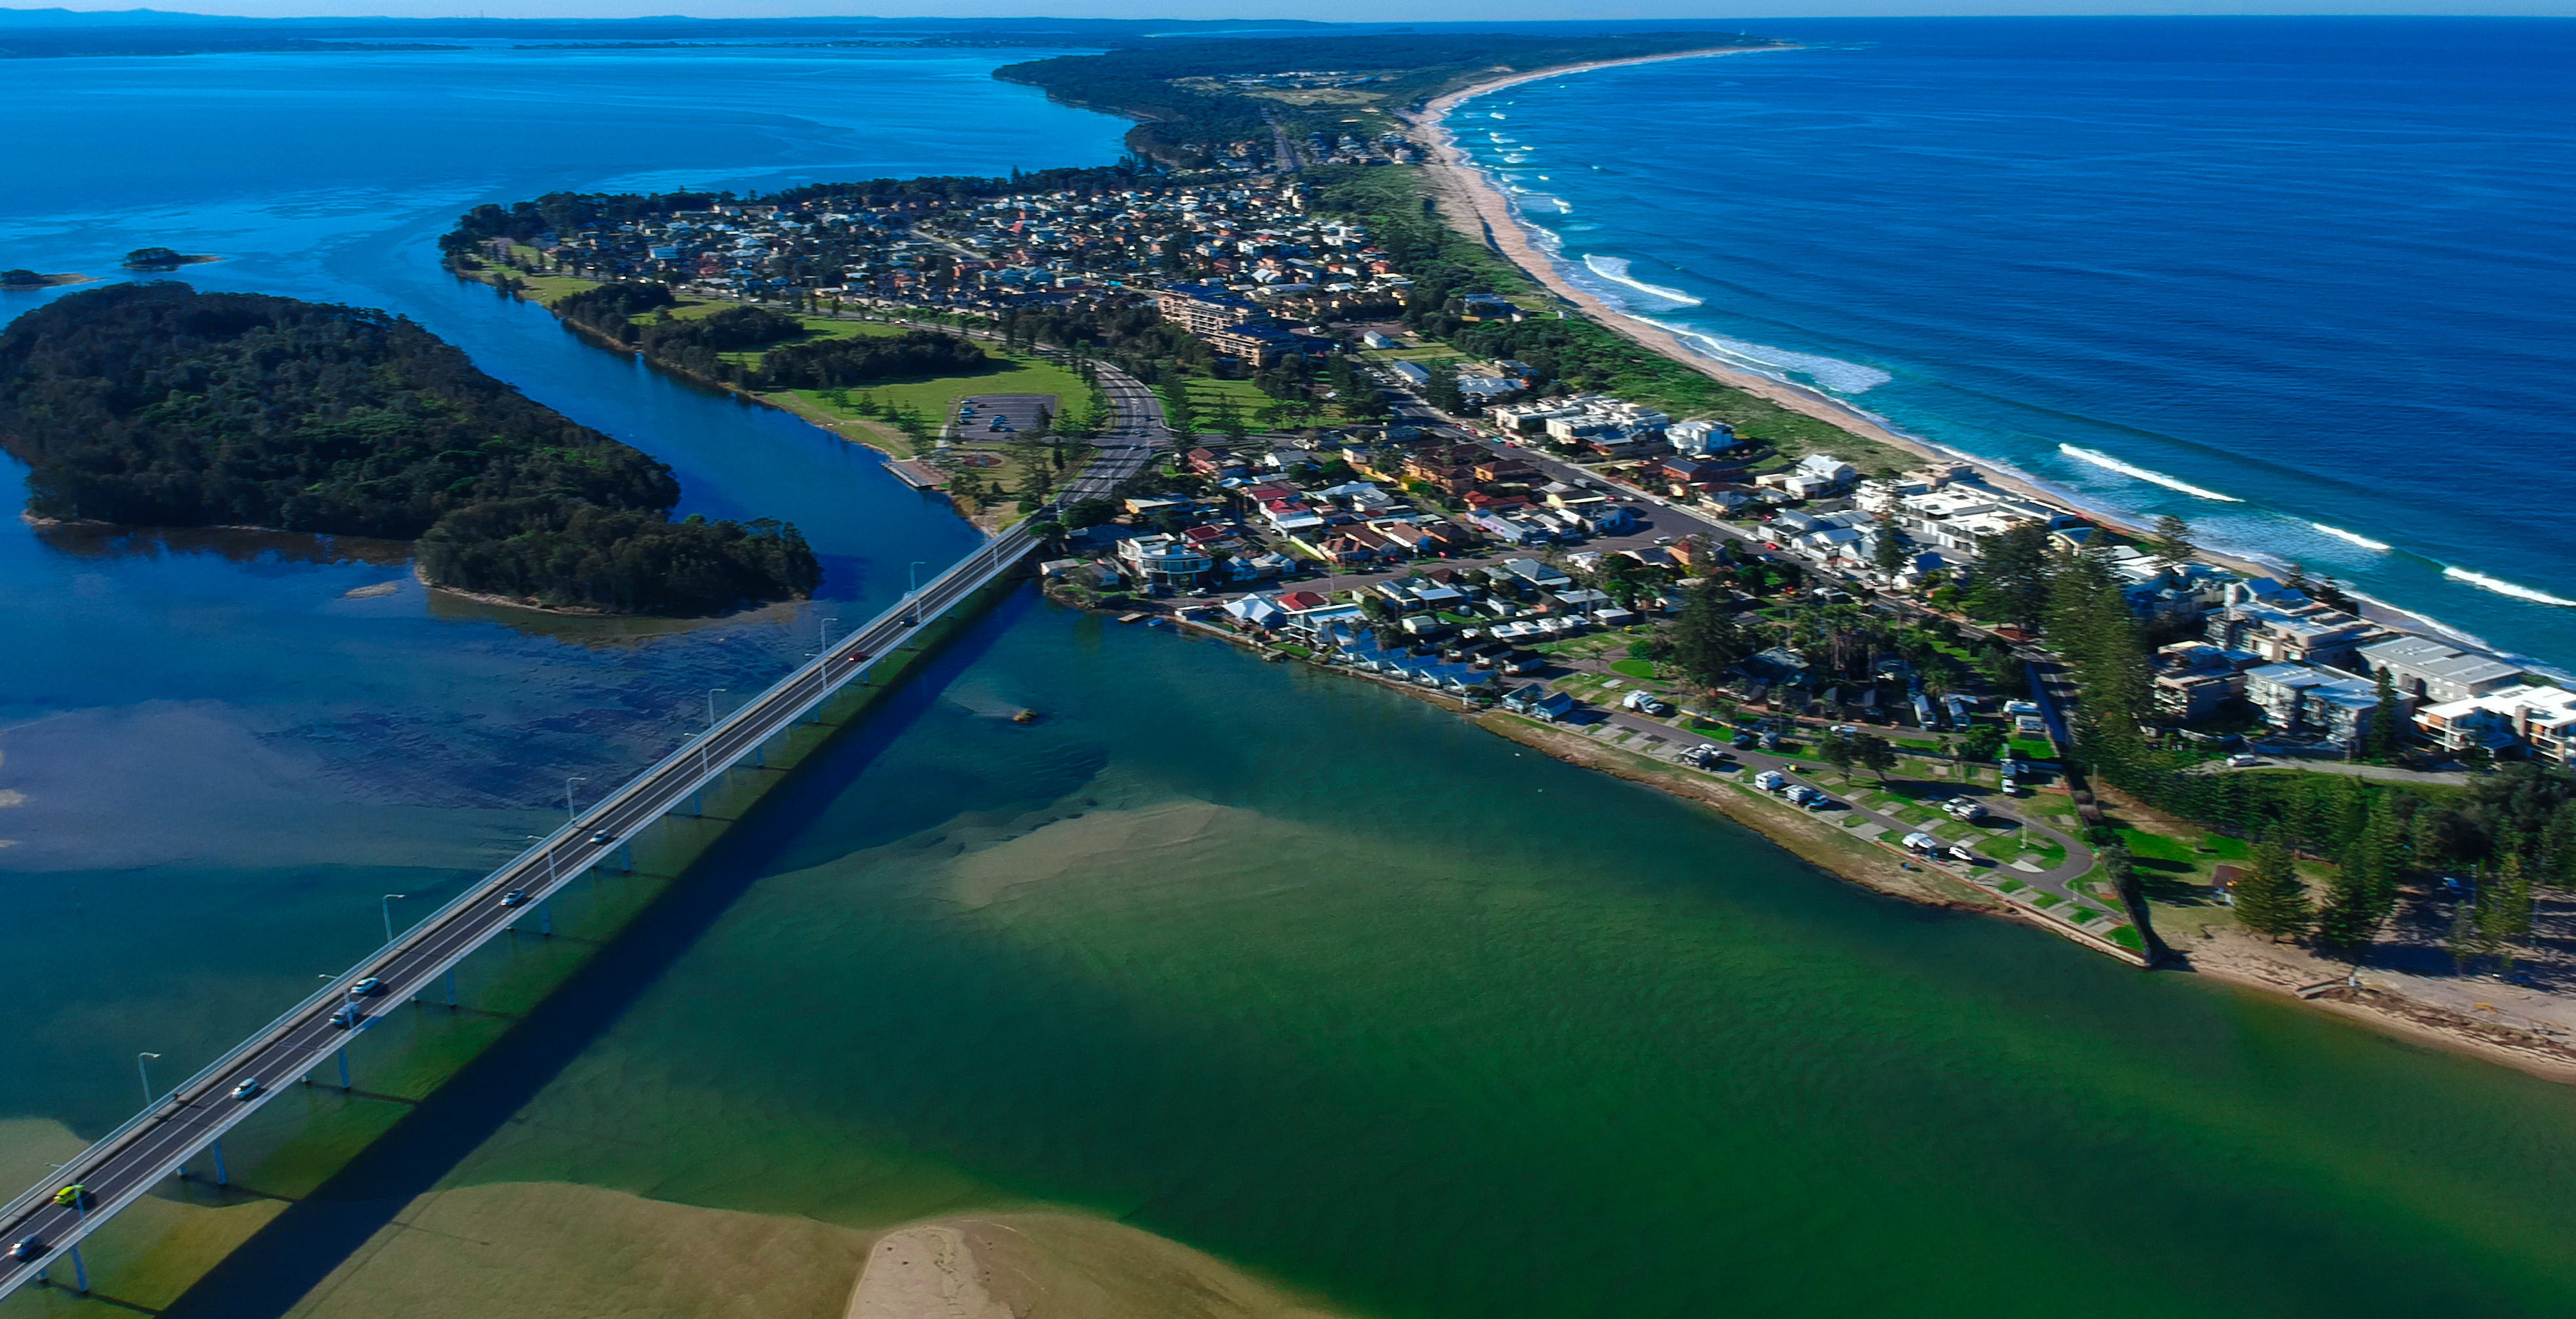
left=0, top=283, right=819, bottom=614
left=552, top=283, right=989, bottom=389
left=996, top=31, right=1772, bottom=165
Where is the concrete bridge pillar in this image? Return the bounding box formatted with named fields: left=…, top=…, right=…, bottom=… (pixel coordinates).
left=211, top=1137, right=229, bottom=1188
left=445, top=968, right=458, bottom=1010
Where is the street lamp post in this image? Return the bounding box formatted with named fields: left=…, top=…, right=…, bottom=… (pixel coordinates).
left=908, top=561, right=927, bottom=595
left=380, top=894, right=406, bottom=944
left=564, top=775, right=587, bottom=826
left=136, top=1052, right=160, bottom=1107
left=701, top=688, right=728, bottom=776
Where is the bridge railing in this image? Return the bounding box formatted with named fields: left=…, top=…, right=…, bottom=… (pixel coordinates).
left=0, top=537, right=1041, bottom=1236
left=0, top=396, right=1148, bottom=1240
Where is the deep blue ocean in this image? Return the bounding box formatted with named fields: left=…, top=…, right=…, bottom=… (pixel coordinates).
left=1456, top=17, right=2576, bottom=666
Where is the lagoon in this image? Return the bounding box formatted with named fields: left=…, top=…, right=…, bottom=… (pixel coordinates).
left=6, top=31, right=2576, bottom=1319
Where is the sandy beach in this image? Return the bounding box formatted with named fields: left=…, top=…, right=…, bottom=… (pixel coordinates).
left=1399, top=52, right=2273, bottom=559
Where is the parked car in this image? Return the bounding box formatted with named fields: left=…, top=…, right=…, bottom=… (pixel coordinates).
left=1947, top=844, right=1981, bottom=865
left=1903, top=832, right=1940, bottom=853
left=2227, top=753, right=2264, bottom=768
left=1730, top=732, right=1757, bottom=749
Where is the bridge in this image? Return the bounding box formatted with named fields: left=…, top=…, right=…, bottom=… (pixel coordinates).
left=0, top=363, right=1170, bottom=1301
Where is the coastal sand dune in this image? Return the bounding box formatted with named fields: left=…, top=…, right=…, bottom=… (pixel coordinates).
left=282, top=1181, right=871, bottom=1319
left=848, top=1213, right=1342, bottom=1319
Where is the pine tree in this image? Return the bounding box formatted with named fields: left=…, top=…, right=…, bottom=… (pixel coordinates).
left=2151, top=513, right=2196, bottom=572
left=2482, top=854, right=2536, bottom=972
left=2233, top=841, right=2314, bottom=940
left=2316, top=806, right=2401, bottom=953
left=2370, top=666, right=2402, bottom=761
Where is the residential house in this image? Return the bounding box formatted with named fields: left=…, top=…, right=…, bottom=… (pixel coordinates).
left=2356, top=636, right=2523, bottom=705
left=2415, top=684, right=2576, bottom=764
left=2244, top=662, right=2411, bottom=748
left=1499, top=557, right=1574, bottom=591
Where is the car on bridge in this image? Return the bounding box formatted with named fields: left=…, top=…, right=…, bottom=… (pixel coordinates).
left=9, top=1235, right=40, bottom=1261
left=589, top=829, right=612, bottom=845
left=330, top=1003, right=363, bottom=1030
left=348, top=976, right=383, bottom=998
left=231, top=1078, right=262, bottom=1101
left=500, top=888, right=530, bottom=907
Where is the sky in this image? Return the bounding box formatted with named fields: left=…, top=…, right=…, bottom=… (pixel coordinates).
left=13, top=2, right=2576, bottom=20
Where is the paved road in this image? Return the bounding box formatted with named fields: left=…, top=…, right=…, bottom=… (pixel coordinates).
left=0, top=359, right=1168, bottom=1305
left=1569, top=698, right=2096, bottom=889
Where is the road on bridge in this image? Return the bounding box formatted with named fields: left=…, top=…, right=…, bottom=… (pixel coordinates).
left=0, top=361, right=1169, bottom=1303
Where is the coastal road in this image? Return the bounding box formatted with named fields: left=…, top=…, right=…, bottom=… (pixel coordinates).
left=0, top=357, right=1170, bottom=1306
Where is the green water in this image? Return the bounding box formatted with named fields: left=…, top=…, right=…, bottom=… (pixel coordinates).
left=282, top=596, right=2576, bottom=1315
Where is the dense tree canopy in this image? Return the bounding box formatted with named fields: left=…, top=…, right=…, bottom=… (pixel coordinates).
left=555, top=284, right=988, bottom=390
left=0, top=283, right=817, bottom=614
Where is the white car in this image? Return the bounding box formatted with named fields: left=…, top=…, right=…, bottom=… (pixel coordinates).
left=2228, top=753, right=2264, bottom=768
left=231, top=1078, right=262, bottom=1101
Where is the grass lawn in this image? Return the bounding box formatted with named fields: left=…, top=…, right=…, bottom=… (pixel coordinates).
left=778, top=351, right=1091, bottom=439
left=1610, top=658, right=1661, bottom=680
left=2010, top=737, right=2056, bottom=760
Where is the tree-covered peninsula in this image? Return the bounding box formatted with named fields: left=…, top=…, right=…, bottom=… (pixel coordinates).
left=0, top=282, right=820, bottom=614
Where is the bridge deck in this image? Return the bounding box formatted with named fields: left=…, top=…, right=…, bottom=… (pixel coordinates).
left=0, top=362, right=1165, bottom=1299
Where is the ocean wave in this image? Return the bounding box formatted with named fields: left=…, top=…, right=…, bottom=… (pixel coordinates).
left=1641, top=317, right=1894, bottom=395
left=1582, top=255, right=1701, bottom=305
left=1489, top=111, right=1506, bottom=119
left=2056, top=445, right=2242, bottom=503
left=2443, top=566, right=2576, bottom=608
left=1502, top=153, right=1529, bottom=165
left=2311, top=521, right=2392, bottom=551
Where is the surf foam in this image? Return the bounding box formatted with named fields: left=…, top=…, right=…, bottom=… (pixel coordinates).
left=2311, top=522, right=2392, bottom=552
left=1641, top=317, right=1892, bottom=395
left=2444, top=566, right=2576, bottom=608
left=2056, top=445, right=2242, bottom=503
left=1582, top=255, right=1700, bottom=305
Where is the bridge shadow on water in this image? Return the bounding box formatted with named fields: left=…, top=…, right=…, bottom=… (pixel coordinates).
left=158, top=591, right=1033, bottom=1319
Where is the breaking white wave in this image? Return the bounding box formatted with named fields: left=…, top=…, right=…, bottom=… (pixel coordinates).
left=1489, top=111, right=1507, bottom=119
left=1488, top=132, right=1516, bottom=144
left=2056, top=444, right=2242, bottom=503
left=1502, top=153, right=1529, bottom=165
left=1582, top=255, right=1700, bottom=305
left=2312, top=522, right=2392, bottom=552
left=1641, top=317, right=1894, bottom=395
left=2444, top=566, right=2576, bottom=608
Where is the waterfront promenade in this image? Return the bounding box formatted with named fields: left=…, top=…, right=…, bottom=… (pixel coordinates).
left=0, top=365, right=1167, bottom=1303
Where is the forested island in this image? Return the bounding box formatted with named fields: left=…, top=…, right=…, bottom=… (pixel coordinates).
left=0, top=283, right=819, bottom=614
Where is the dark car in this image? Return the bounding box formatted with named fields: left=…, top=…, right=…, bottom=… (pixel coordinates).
left=9, top=1235, right=42, bottom=1261
left=1730, top=732, right=1757, bottom=749
left=500, top=888, right=530, bottom=907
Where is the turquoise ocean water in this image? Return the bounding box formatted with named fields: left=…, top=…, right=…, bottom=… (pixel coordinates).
left=5, top=28, right=2576, bottom=1319
left=1455, top=17, right=2576, bottom=666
